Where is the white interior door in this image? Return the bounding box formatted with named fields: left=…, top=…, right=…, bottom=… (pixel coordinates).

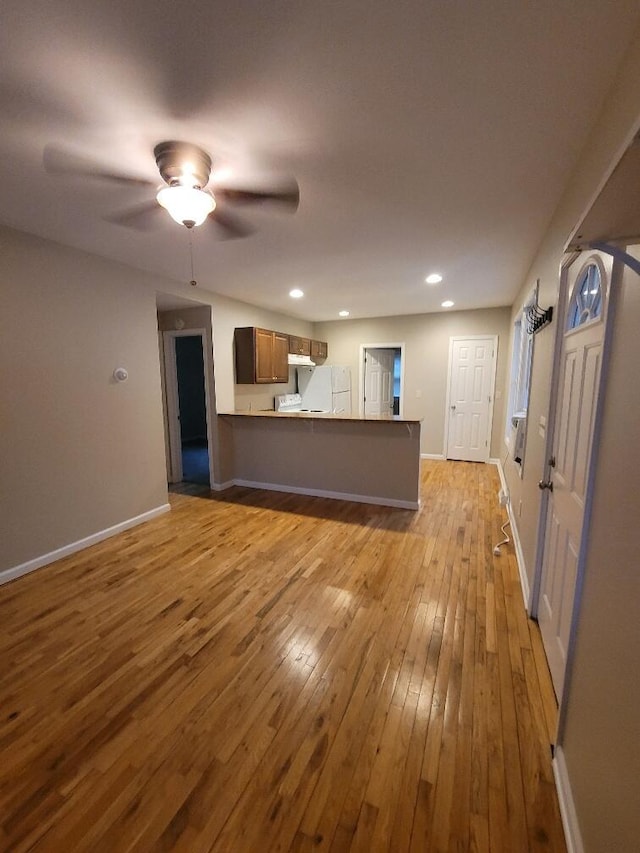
left=446, top=337, right=496, bottom=462
left=364, top=349, right=394, bottom=416
left=537, top=253, right=610, bottom=701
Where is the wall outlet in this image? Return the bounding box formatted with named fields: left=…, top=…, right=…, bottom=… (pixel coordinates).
left=416, top=389, right=422, bottom=398
left=498, top=488, right=509, bottom=506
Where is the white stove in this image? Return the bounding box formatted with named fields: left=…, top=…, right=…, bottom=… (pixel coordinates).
left=275, top=393, right=328, bottom=414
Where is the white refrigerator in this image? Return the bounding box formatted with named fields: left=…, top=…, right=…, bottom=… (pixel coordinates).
left=297, top=365, right=352, bottom=414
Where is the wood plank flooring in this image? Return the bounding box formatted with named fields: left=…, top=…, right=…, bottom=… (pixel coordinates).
left=0, top=460, right=566, bottom=852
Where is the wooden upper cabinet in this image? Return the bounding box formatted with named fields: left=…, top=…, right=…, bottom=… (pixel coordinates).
left=311, top=340, right=328, bottom=360
left=288, top=335, right=311, bottom=356
left=235, top=327, right=290, bottom=384
left=272, top=332, right=290, bottom=381
left=255, top=328, right=276, bottom=382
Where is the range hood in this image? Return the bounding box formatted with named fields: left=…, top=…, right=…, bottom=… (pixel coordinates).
left=288, top=353, right=316, bottom=367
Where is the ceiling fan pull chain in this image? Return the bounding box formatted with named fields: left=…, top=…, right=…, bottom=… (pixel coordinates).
left=188, top=229, right=197, bottom=287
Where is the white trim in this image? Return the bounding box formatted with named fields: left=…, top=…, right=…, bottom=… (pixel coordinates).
left=553, top=746, right=584, bottom=853
left=162, top=328, right=216, bottom=487
left=162, top=331, right=183, bottom=483
left=530, top=259, right=572, bottom=619
left=495, top=457, right=530, bottom=611
left=507, top=502, right=530, bottom=610
left=232, top=479, right=419, bottom=510
left=493, top=457, right=508, bottom=492
left=556, top=250, right=622, bottom=738
left=358, top=342, right=405, bottom=418
left=158, top=331, right=172, bottom=481
left=210, top=479, right=235, bottom=492
left=0, top=504, right=171, bottom=587
left=444, top=335, right=498, bottom=462
left=420, top=453, right=445, bottom=460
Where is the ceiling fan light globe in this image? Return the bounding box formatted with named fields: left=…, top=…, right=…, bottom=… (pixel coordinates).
left=156, top=185, right=215, bottom=227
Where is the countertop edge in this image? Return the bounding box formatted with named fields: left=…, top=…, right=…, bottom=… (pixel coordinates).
left=218, top=411, right=422, bottom=424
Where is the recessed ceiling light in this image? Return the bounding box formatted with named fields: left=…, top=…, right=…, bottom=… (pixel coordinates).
left=441, top=300, right=454, bottom=308
left=289, top=288, right=304, bottom=298
left=339, top=310, right=350, bottom=317
left=425, top=273, right=443, bottom=284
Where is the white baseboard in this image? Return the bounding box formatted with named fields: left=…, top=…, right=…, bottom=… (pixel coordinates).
left=493, top=457, right=508, bottom=492
left=495, top=459, right=530, bottom=611
left=420, top=453, right=445, bottom=460
left=231, top=479, right=419, bottom=510
left=507, top=504, right=530, bottom=609
left=210, top=479, right=236, bottom=492
left=553, top=746, right=583, bottom=853
left=0, top=503, right=171, bottom=588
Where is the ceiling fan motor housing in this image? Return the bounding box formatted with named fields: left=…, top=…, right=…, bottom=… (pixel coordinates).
left=154, top=140, right=212, bottom=188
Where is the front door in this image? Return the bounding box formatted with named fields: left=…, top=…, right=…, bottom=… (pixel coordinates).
left=364, top=349, right=395, bottom=416
left=446, top=337, right=496, bottom=462
left=537, top=252, right=611, bottom=701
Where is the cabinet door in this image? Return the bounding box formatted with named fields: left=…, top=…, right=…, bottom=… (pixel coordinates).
left=311, top=340, right=328, bottom=359
left=289, top=335, right=311, bottom=356
left=273, top=332, right=290, bottom=381
left=255, top=328, right=276, bottom=383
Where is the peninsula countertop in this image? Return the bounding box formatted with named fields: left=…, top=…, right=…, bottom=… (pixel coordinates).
left=218, top=410, right=421, bottom=424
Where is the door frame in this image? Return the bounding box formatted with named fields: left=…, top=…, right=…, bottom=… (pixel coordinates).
left=161, top=328, right=215, bottom=486
left=444, top=335, right=498, bottom=462
left=532, top=250, right=621, bottom=720
left=359, top=342, right=405, bottom=417
left=529, top=252, right=579, bottom=616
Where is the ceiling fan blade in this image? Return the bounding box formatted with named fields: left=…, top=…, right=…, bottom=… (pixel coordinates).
left=104, top=200, right=164, bottom=230
left=208, top=208, right=255, bottom=240
left=216, top=180, right=300, bottom=212
left=43, top=144, right=154, bottom=187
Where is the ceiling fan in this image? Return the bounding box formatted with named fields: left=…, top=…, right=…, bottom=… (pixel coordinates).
left=43, top=140, right=300, bottom=239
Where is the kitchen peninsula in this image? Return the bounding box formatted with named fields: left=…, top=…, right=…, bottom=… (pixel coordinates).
left=218, top=411, right=421, bottom=509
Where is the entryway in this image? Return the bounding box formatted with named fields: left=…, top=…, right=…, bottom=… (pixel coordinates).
left=360, top=344, right=404, bottom=416
left=162, top=329, right=213, bottom=487
left=534, top=250, right=615, bottom=702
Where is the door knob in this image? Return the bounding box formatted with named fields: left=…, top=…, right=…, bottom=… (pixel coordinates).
left=450, top=404, right=456, bottom=411
left=538, top=479, right=553, bottom=491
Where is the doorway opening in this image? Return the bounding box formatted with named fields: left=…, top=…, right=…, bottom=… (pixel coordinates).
left=162, top=330, right=213, bottom=487
left=359, top=344, right=404, bottom=417
left=176, top=336, right=209, bottom=484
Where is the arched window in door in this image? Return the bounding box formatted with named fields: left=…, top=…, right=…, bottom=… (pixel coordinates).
left=567, top=262, right=602, bottom=330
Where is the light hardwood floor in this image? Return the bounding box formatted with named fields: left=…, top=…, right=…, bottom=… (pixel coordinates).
left=0, top=460, right=565, bottom=852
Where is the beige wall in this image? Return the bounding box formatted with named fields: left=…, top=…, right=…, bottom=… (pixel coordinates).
left=210, top=294, right=313, bottom=413
left=0, top=225, right=169, bottom=573
left=503, top=27, right=640, bottom=594
left=500, top=25, right=640, bottom=853
left=314, top=308, right=511, bottom=458
left=0, top=223, right=320, bottom=574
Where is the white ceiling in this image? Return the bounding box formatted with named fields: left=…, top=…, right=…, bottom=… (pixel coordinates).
left=2, top=0, right=639, bottom=321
